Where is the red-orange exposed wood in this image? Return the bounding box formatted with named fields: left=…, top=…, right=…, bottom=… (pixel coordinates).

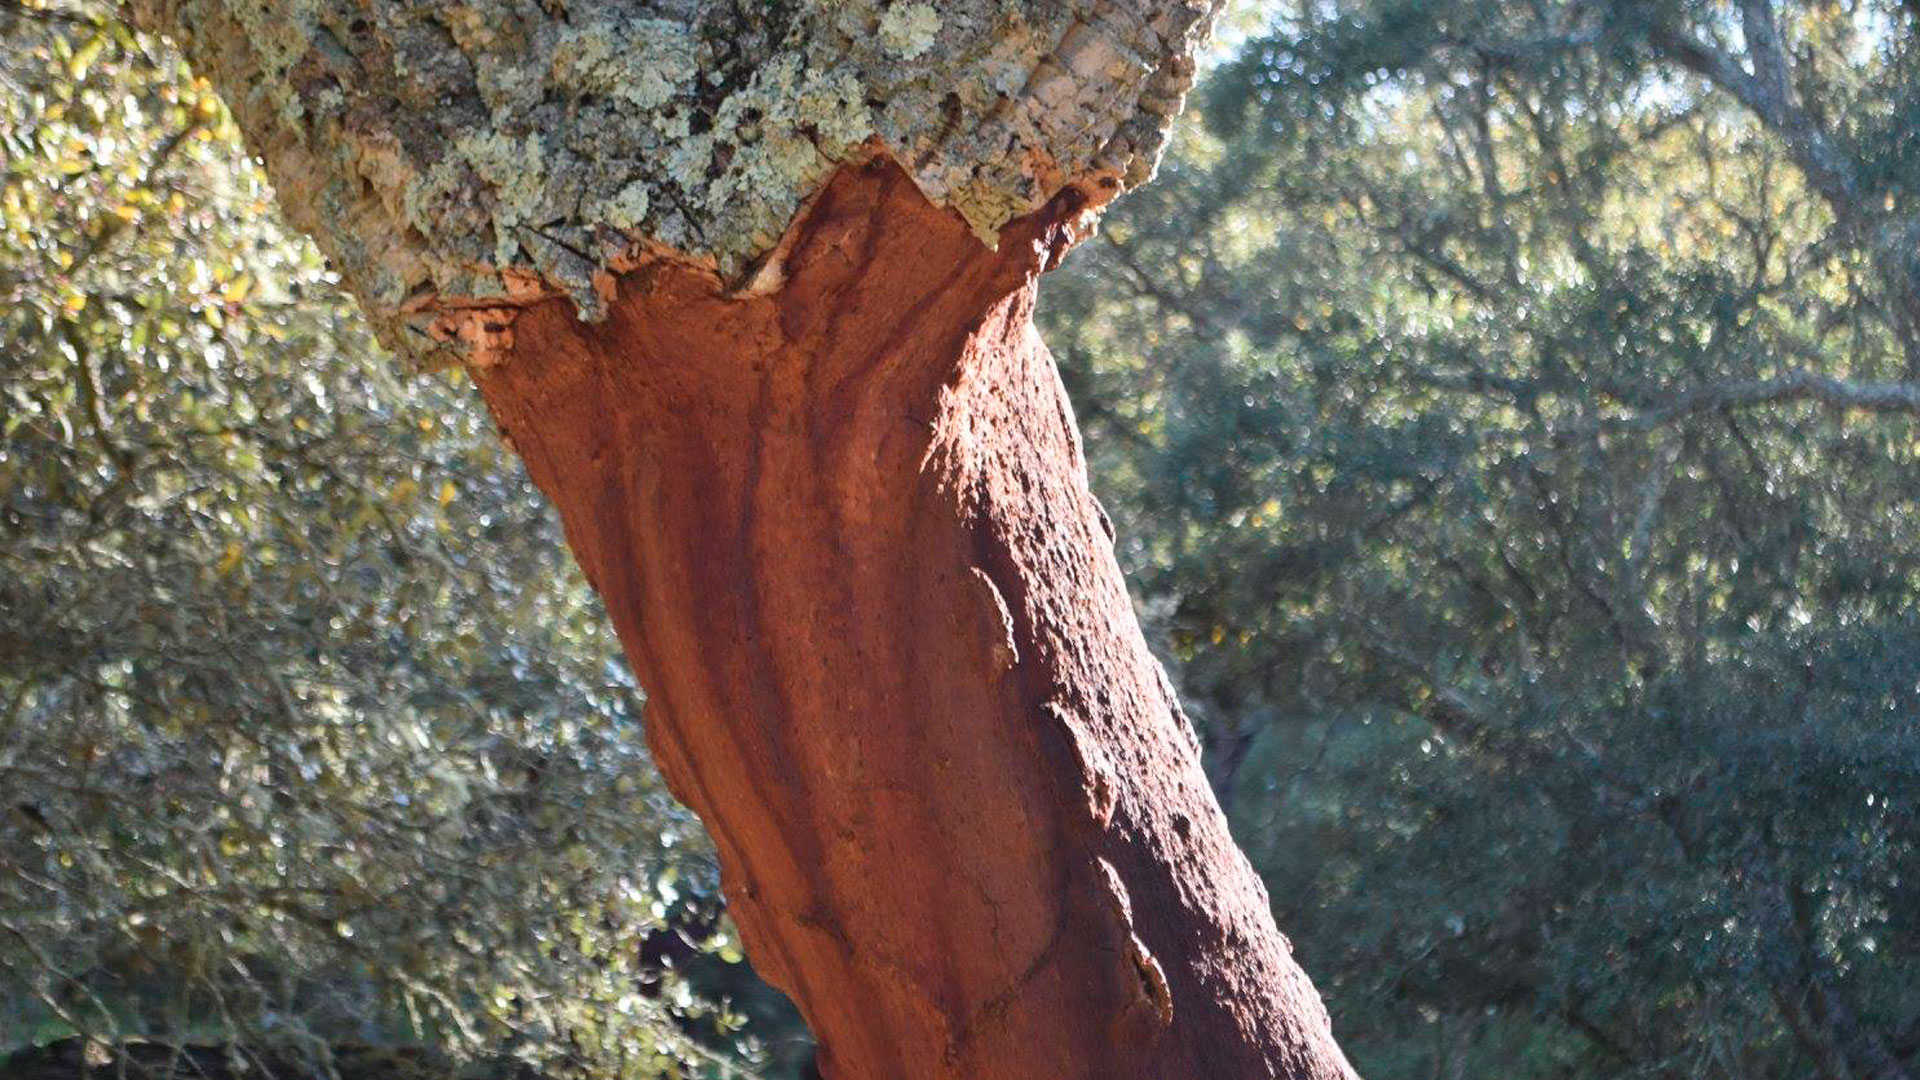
left=471, top=157, right=1355, bottom=1080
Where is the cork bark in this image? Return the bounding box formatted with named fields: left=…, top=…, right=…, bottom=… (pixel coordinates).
left=128, top=0, right=1216, bottom=364
left=469, top=158, right=1355, bottom=1080
left=134, top=1, right=1360, bottom=1075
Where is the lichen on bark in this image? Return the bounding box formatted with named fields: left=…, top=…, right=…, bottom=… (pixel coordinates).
left=128, top=0, right=1219, bottom=363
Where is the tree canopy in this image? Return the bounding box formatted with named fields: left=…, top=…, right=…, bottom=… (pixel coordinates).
left=1047, top=2, right=1920, bottom=1076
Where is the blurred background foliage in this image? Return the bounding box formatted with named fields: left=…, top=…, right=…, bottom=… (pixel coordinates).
left=2, top=1, right=1918, bottom=1080
left=0, top=4, right=798, bottom=1078
left=1047, top=1, right=1920, bottom=1077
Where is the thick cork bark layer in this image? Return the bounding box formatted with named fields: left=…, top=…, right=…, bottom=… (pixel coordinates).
left=471, top=158, right=1356, bottom=1080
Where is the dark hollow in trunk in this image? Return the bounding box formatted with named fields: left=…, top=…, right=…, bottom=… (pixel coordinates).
left=472, top=157, right=1355, bottom=1080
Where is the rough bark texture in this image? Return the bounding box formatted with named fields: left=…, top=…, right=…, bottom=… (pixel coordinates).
left=129, top=0, right=1217, bottom=364
left=468, top=157, right=1355, bottom=1080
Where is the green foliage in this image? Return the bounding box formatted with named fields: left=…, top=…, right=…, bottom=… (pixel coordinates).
left=0, top=5, right=769, bottom=1076
left=9, top=1, right=1920, bottom=1079
left=1046, top=2, right=1920, bottom=1076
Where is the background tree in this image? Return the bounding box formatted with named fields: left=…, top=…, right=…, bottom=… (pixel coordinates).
left=1048, top=2, right=1920, bottom=1077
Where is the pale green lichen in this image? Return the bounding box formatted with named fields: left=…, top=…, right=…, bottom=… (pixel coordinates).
left=132, top=0, right=1223, bottom=362
left=598, top=181, right=652, bottom=232
left=551, top=15, right=697, bottom=112
left=224, top=0, right=313, bottom=80
left=878, top=3, right=941, bottom=61
left=455, top=130, right=551, bottom=267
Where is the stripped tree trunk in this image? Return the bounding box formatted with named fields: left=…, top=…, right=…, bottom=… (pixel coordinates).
left=132, top=0, right=1357, bottom=1075
left=470, top=158, right=1353, bottom=1079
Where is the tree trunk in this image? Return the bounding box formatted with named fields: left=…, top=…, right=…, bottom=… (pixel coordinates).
left=127, top=0, right=1358, bottom=1071
left=468, top=156, right=1354, bottom=1080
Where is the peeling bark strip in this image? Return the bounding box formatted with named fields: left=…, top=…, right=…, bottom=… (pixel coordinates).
left=470, top=159, right=1355, bottom=1080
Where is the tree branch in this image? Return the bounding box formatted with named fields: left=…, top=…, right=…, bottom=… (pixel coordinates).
left=1611, top=370, right=1920, bottom=430
left=1643, top=12, right=1858, bottom=218
left=1099, top=231, right=1226, bottom=339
